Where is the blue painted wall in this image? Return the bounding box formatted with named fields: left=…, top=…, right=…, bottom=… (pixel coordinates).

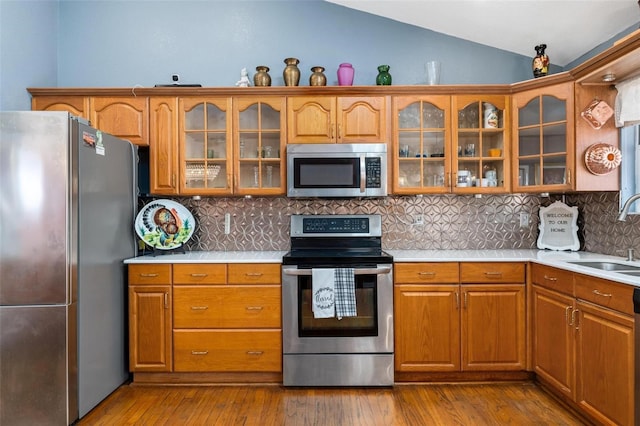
left=0, top=0, right=58, bottom=110
left=1, top=0, right=633, bottom=111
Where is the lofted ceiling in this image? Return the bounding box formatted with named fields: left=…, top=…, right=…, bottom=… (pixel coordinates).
left=325, top=0, right=640, bottom=66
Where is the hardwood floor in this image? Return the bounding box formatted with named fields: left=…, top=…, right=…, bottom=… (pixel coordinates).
left=78, top=382, right=586, bottom=425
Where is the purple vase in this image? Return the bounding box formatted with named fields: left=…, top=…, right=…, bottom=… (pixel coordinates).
left=337, top=63, right=354, bottom=86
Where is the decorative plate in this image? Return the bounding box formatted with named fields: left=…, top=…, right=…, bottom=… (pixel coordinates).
left=135, top=199, right=195, bottom=250
left=580, top=99, right=614, bottom=130
left=584, top=143, right=622, bottom=175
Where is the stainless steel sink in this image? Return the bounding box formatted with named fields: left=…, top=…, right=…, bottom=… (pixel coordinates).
left=619, top=271, right=640, bottom=277
left=568, top=261, right=640, bottom=272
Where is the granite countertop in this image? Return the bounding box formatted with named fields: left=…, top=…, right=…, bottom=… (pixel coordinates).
left=125, top=249, right=640, bottom=287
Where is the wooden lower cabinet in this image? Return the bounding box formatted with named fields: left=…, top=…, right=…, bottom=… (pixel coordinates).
left=174, top=330, right=281, bottom=372
left=532, top=264, right=635, bottom=426
left=128, top=264, right=173, bottom=372
left=394, top=262, right=526, bottom=375
left=462, top=283, right=525, bottom=371
left=128, top=262, right=282, bottom=382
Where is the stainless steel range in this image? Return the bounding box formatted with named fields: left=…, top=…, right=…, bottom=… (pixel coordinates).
left=281, top=214, right=394, bottom=387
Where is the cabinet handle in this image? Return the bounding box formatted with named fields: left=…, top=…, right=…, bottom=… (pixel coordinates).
left=246, top=306, right=264, bottom=311
left=245, top=272, right=264, bottom=277
left=565, top=306, right=573, bottom=326
left=566, top=169, right=571, bottom=185
left=329, top=120, right=334, bottom=140
left=191, top=351, right=209, bottom=356
left=418, top=271, right=436, bottom=276
left=572, top=309, right=579, bottom=330
left=484, top=271, right=503, bottom=277
left=140, top=273, right=159, bottom=277
left=337, top=124, right=342, bottom=141
left=246, top=351, right=264, bottom=356
left=190, top=306, right=209, bottom=310
left=592, top=289, right=612, bottom=297
left=171, top=174, right=176, bottom=188
left=543, top=275, right=557, bottom=282
left=463, top=291, right=468, bottom=309
left=164, top=292, right=169, bottom=309
left=190, top=273, right=208, bottom=277
left=455, top=292, right=460, bottom=309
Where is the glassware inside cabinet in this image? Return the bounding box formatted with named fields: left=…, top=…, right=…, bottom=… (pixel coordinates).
left=422, top=103, right=444, bottom=128
left=458, top=102, right=480, bottom=129
left=238, top=162, right=280, bottom=189
left=185, top=161, right=224, bottom=189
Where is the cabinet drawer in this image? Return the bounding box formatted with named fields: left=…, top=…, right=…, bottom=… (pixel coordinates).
left=173, top=264, right=227, bottom=285
left=228, top=263, right=281, bottom=284
left=531, top=264, right=574, bottom=294
left=460, top=262, right=525, bottom=283
left=394, top=263, right=459, bottom=283
left=128, top=264, right=172, bottom=284
left=173, top=330, right=282, bottom=372
left=173, top=286, right=281, bottom=328
left=574, top=273, right=634, bottom=316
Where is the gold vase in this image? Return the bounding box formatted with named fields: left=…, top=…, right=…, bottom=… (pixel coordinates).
left=283, top=57, right=300, bottom=86
left=253, top=66, right=271, bottom=87
left=309, top=66, right=327, bottom=86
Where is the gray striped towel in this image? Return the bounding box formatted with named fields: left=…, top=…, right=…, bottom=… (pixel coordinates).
left=334, top=268, right=356, bottom=318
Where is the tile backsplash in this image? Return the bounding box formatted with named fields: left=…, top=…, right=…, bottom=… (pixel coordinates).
left=140, top=192, right=640, bottom=256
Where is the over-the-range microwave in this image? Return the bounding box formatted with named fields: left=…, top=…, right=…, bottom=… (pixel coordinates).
left=286, top=143, right=387, bottom=198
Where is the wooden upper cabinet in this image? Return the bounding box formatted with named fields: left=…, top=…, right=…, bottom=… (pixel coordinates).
left=90, top=97, right=149, bottom=146
left=287, top=96, right=387, bottom=143
left=452, top=94, right=510, bottom=194
left=393, top=95, right=452, bottom=194
left=511, top=82, right=574, bottom=192
left=32, top=96, right=89, bottom=119
left=149, top=97, right=179, bottom=195
left=233, top=97, right=286, bottom=195
left=179, top=97, right=233, bottom=195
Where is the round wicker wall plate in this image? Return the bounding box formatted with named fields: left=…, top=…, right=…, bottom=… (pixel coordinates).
left=584, top=143, right=622, bottom=175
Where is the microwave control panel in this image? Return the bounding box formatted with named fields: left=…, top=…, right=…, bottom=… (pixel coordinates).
left=365, top=158, right=382, bottom=188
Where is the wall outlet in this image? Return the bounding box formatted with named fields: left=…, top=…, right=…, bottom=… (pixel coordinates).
left=224, top=213, right=231, bottom=234
left=519, top=212, right=530, bottom=227
left=412, top=214, right=424, bottom=225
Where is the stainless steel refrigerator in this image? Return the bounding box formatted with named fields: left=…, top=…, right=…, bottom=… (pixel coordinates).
left=0, top=111, right=137, bottom=425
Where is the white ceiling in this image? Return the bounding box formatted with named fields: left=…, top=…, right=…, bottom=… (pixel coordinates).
left=325, top=0, right=640, bottom=66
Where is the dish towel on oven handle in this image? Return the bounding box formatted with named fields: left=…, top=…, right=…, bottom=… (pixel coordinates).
left=335, top=268, right=357, bottom=318
left=311, top=268, right=335, bottom=318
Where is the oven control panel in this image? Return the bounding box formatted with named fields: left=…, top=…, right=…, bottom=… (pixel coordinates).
left=302, top=217, right=369, bottom=233
left=290, top=214, right=382, bottom=237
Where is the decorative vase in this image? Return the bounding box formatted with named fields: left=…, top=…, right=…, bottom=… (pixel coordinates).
left=532, top=44, right=549, bottom=78
left=283, top=57, right=300, bottom=86
left=337, top=63, right=354, bottom=86
left=309, top=66, right=327, bottom=86
left=376, top=65, right=392, bottom=85
left=253, top=66, right=271, bottom=87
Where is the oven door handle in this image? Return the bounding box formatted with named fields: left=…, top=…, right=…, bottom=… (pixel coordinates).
left=283, top=266, right=392, bottom=276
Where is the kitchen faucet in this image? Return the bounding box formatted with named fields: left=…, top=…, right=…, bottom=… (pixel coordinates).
left=617, top=193, right=640, bottom=221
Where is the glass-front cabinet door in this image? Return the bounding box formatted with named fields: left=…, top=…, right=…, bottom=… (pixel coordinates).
left=179, top=98, right=232, bottom=195
left=234, top=97, right=285, bottom=195
left=512, top=82, right=574, bottom=192
left=393, top=96, right=451, bottom=194
left=452, top=95, right=510, bottom=193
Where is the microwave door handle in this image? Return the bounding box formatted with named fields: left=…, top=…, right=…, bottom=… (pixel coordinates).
left=360, top=156, right=366, bottom=193
left=283, top=267, right=392, bottom=276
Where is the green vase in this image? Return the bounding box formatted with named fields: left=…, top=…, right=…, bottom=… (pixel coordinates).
left=376, top=65, right=392, bottom=86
